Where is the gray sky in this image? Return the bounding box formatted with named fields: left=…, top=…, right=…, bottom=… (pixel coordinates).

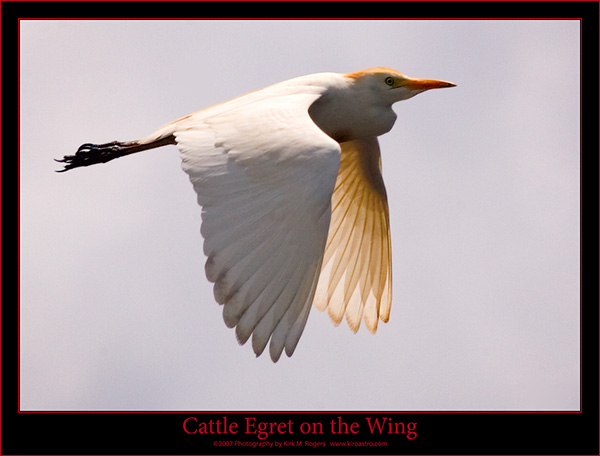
left=19, top=20, right=580, bottom=411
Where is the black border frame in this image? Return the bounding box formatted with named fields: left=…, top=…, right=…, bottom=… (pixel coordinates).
left=5, top=2, right=598, bottom=454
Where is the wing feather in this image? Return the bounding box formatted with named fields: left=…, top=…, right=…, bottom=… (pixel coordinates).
left=175, top=88, right=340, bottom=361
left=314, top=137, right=392, bottom=334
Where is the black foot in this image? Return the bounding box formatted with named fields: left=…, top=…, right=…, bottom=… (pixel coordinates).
left=55, top=141, right=135, bottom=172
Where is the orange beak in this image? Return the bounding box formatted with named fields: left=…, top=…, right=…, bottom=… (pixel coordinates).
left=401, top=77, right=456, bottom=91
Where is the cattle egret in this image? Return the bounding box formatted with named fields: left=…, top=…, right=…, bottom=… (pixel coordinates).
left=57, top=67, right=455, bottom=362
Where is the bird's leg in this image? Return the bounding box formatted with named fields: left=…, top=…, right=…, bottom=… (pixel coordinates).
left=55, top=135, right=176, bottom=172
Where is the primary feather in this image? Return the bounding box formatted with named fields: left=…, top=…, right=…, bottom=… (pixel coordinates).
left=313, top=137, right=392, bottom=334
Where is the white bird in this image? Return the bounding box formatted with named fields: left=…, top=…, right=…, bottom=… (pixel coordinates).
left=57, top=67, right=455, bottom=362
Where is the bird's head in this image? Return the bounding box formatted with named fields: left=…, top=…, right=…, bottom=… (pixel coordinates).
left=345, top=67, right=456, bottom=104
left=309, top=67, right=456, bottom=142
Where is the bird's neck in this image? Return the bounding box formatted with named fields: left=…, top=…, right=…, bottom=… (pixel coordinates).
left=308, top=85, right=397, bottom=143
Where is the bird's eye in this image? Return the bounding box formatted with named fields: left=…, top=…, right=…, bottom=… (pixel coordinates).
left=384, top=77, right=395, bottom=87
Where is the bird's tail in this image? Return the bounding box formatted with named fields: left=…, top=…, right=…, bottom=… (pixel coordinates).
left=55, top=135, right=176, bottom=172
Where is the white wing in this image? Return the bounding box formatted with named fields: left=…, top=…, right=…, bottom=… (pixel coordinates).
left=313, top=137, right=392, bottom=333
left=173, top=88, right=340, bottom=362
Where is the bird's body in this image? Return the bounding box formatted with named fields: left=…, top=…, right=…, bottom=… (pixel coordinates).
left=57, top=67, right=455, bottom=361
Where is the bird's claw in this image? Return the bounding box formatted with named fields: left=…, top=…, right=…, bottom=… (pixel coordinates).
left=54, top=141, right=124, bottom=172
